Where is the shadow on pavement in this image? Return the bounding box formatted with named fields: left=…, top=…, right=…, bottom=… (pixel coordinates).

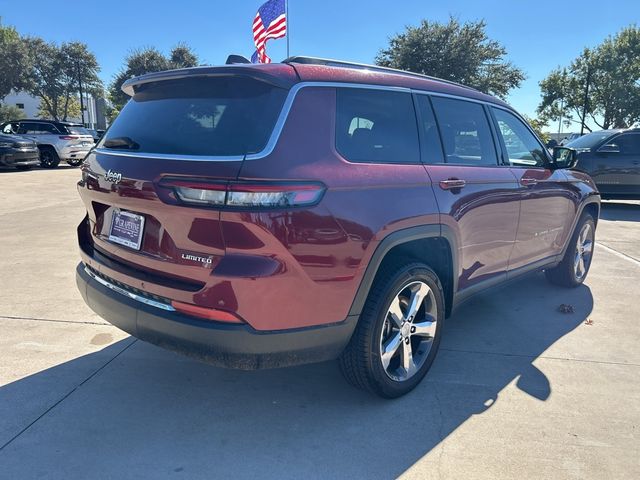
left=0, top=164, right=79, bottom=174
left=0, top=273, right=592, bottom=479
left=600, top=201, right=640, bottom=222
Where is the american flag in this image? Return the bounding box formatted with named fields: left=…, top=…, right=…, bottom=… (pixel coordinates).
left=251, top=0, right=287, bottom=64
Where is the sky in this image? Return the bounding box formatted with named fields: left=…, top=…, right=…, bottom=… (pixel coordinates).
left=1, top=0, right=638, bottom=132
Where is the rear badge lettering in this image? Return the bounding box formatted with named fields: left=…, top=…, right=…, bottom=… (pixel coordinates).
left=181, top=252, right=214, bottom=267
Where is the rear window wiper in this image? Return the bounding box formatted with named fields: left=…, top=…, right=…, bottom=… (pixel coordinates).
left=103, top=136, right=140, bottom=150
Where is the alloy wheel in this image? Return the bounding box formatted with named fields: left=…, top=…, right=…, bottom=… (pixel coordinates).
left=574, top=222, right=594, bottom=281
left=379, top=280, right=438, bottom=382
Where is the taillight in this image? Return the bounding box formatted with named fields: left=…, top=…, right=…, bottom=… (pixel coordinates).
left=171, top=301, right=244, bottom=323
left=158, top=178, right=325, bottom=209
left=59, top=135, right=79, bottom=140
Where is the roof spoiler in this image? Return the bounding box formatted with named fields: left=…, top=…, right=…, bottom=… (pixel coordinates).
left=121, top=64, right=295, bottom=97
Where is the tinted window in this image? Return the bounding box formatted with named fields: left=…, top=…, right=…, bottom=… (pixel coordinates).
left=415, top=95, right=444, bottom=163
left=101, top=77, right=288, bottom=156
left=613, top=134, right=640, bottom=155
left=567, top=131, right=614, bottom=149
left=18, top=122, right=57, bottom=134
left=66, top=125, right=92, bottom=136
left=431, top=97, right=498, bottom=166
left=336, top=88, right=420, bottom=164
left=493, top=108, right=547, bottom=167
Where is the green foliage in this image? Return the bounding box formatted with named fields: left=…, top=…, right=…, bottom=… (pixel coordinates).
left=23, top=37, right=103, bottom=121
left=538, top=25, right=640, bottom=131
left=0, top=103, right=25, bottom=123
left=109, top=44, right=200, bottom=112
left=376, top=17, right=525, bottom=99
left=0, top=22, right=30, bottom=98
left=37, top=95, right=81, bottom=121
left=522, top=114, right=550, bottom=143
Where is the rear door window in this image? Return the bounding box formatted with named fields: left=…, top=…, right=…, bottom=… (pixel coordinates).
left=101, top=77, right=288, bottom=156
left=431, top=97, right=498, bottom=166
left=414, top=95, right=445, bottom=164
left=335, top=88, right=420, bottom=164
left=614, top=133, right=640, bottom=155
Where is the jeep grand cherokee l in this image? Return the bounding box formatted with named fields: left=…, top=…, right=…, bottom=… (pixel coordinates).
left=1, top=119, right=94, bottom=168
left=76, top=57, right=600, bottom=398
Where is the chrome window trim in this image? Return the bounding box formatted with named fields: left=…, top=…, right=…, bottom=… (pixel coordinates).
left=84, top=266, right=176, bottom=312
left=96, top=81, right=532, bottom=163
left=93, top=149, right=245, bottom=161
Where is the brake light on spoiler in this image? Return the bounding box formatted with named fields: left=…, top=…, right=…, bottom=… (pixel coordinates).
left=157, top=178, right=326, bottom=209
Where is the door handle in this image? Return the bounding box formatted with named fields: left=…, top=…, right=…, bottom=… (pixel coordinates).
left=520, top=177, right=538, bottom=186
left=439, top=179, right=466, bottom=190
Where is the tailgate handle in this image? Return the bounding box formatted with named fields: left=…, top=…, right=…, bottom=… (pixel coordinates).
left=439, top=179, right=467, bottom=190
left=520, top=177, right=538, bottom=186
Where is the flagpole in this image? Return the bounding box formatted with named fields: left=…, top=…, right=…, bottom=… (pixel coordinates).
left=285, top=0, right=290, bottom=58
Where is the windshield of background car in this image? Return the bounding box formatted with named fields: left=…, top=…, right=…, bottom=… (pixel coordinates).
left=100, top=76, right=288, bottom=156
left=567, top=131, right=616, bottom=149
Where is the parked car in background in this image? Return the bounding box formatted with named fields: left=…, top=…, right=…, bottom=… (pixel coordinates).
left=87, top=129, right=105, bottom=143
left=75, top=57, right=600, bottom=398
left=561, top=133, right=582, bottom=145
left=0, top=133, right=39, bottom=170
left=0, top=119, right=94, bottom=168
left=567, top=128, right=640, bottom=199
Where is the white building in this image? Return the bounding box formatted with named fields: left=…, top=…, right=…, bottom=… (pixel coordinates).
left=2, top=91, right=107, bottom=129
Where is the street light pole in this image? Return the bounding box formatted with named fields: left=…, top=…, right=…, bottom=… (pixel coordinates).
left=580, top=65, right=591, bottom=135
left=76, top=60, right=85, bottom=125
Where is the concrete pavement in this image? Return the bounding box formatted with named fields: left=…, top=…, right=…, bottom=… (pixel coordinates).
left=0, top=167, right=639, bottom=479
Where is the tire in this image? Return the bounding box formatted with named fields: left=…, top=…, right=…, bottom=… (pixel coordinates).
left=545, top=213, right=596, bottom=287
left=339, top=262, right=445, bottom=398
left=39, top=147, right=60, bottom=169
left=66, top=158, right=83, bottom=167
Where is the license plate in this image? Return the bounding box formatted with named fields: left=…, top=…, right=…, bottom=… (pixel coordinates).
left=108, top=210, right=145, bottom=250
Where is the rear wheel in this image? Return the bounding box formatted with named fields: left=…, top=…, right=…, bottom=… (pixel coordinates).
left=339, top=262, right=444, bottom=398
left=39, top=147, right=60, bottom=169
left=545, top=213, right=595, bottom=287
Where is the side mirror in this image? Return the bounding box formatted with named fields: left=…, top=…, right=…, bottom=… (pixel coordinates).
left=552, top=146, right=578, bottom=169
left=597, top=143, right=620, bottom=154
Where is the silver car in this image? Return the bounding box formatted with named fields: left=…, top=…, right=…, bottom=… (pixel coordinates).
left=0, top=119, right=95, bottom=168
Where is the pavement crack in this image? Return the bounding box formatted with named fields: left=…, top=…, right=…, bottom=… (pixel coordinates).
left=440, top=347, right=640, bottom=367
left=596, top=242, right=640, bottom=265
left=0, top=315, right=109, bottom=326
left=0, top=338, right=137, bottom=453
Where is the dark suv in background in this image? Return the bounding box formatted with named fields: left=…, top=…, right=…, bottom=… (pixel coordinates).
left=566, top=128, right=640, bottom=199
left=76, top=57, right=600, bottom=398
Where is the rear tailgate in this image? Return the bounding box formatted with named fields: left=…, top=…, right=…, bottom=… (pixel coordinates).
left=77, top=69, right=294, bottom=303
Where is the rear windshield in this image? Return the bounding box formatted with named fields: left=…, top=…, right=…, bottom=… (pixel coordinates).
left=101, top=77, right=288, bottom=156
left=66, top=125, right=92, bottom=136
left=566, top=131, right=615, bottom=149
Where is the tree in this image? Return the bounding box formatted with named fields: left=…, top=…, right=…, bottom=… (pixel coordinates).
left=522, top=114, right=550, bottom=143
left=23, top=38, right=102, bottom=121
left=37, top=95, right=81, bottom=121
left=109, top=44, right=199, bottom=112
left=0, top=103, right=25, bottom=123
left=0, top=22, right=30, bottom=98
left=538, top=25, right=640, bottom=132
left=376, top=17, right=525, bottom=99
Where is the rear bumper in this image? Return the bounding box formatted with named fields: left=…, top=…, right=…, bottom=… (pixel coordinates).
left=76, top=263, right=356, bottom=369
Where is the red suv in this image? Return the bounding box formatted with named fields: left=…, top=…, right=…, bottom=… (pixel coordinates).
left=76, top=57, right=600, bottom=397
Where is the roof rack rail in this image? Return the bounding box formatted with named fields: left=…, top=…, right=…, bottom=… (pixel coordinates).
left=282, top=56, right=478, bottom=92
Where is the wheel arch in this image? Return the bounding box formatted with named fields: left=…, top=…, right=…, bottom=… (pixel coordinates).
left=561, top=195, right=601, bottom=257
left=348, top=225, right=459, bottom=319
